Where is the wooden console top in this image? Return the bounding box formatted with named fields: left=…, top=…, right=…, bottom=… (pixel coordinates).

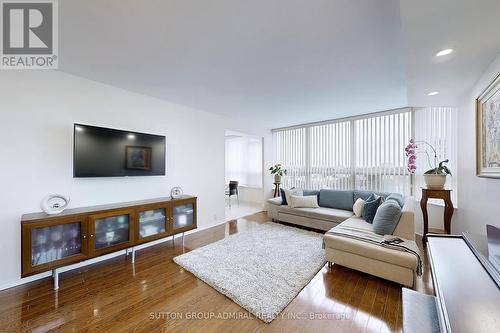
left=22, top=195, right=196, bottom=222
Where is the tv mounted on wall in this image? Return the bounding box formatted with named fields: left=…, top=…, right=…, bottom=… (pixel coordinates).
left=73, top=124, right=166, bottom=178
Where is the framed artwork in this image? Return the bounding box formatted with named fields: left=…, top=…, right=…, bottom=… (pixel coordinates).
left=477, top=73, right=500, bottom=178
left=126, top=146, right=152, bottom=171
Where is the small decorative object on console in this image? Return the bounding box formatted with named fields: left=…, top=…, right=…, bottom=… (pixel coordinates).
left=171, top=186, right=183, bottom=199
left=40, top=194, right=70, bottom=215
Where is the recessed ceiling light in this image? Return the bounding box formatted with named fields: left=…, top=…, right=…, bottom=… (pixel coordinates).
left=428, top=91, right=439, bottom=96
left=75, top=126, right=83, bottom=132
left=127, top=134, right=136, bottom=139
left=436, top=49, right=453, bottom=57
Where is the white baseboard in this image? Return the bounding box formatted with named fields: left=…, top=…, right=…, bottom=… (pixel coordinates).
left=0, top=219, right=227, bottom=291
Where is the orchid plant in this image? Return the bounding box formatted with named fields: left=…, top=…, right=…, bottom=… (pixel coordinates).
left=405, top=139, right=452, bottom=175
left=269, top=164, right=287, bottom=176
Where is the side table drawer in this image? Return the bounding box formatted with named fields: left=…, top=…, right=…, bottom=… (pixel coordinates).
left=425, top=190, right=449, bottom=199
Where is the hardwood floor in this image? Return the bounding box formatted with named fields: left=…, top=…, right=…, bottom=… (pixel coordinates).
left=0, top=212, right=433, bottom=333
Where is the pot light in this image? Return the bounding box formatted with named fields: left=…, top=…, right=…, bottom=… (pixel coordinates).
left=436, top=48, right=453, bottom=57
left=127, top=134, right=136, bottom=139
left=427, top=91, right=439, bottom=96
left=75, top=126, right=83, bottom=132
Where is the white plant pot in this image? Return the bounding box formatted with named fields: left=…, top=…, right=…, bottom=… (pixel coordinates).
left=424, top=174, right=447, bottom=189
left=274, top=174, right=282, bottom=183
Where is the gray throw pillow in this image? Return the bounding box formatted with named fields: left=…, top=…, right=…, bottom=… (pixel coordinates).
left=303, top=189, right=320, bottom=197
left=373, top=200, right=402, bottom=235
left=318, top=189, right=354, bottom=210
left=354, top=190, right=390, bottom=202
left=386, top=193, right=404, bottom=208
left=362, top=194, right=383, bottom=223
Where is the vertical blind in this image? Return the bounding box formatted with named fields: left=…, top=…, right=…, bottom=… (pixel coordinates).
left=310, top=121, right=351, bottom=190
left=414, top=107, right=458, bottom=202
left=273, top=107, right=456, bottom=197
left=274, top=128, right=307, bottom=189
left=354, top=111, right=412, bottom=195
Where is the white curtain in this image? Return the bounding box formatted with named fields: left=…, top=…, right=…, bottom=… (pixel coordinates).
left=225, top=137, right=263, bottom=187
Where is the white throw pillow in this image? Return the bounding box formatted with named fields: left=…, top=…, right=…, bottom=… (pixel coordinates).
left=289, top=195, right=319, bottom=208
left=282, top=188, right=303, bottom=205
left=353, top=198, right=365, bottom=217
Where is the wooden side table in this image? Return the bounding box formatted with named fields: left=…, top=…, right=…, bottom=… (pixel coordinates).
left=420, top=187, right=454, bottom=245
left=273, top=182, right=281, bottom=198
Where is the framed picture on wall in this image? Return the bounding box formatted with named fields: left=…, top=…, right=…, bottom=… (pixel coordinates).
left=126, top=146, right=152, bottom=170
left=477, top=72, right=500, bottom=178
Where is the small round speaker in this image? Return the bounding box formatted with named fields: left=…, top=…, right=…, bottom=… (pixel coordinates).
left=40, top=194, right=70, bottom=215
left=170, top=186, right=183, bottom=199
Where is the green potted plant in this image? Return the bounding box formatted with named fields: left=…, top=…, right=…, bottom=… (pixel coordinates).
left=405, top=139, right=452, bottom=189
left=269, top=164, right=287, bottom=183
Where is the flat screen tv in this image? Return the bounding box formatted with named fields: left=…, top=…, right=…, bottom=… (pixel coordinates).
left=73, top=124, right=166, bottom=178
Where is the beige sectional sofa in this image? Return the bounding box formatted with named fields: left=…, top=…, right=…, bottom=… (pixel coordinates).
left=266, top=190, right=418, bottom=287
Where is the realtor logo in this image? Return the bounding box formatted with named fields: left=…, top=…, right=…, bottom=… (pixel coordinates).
left=1, top=0, right=58, bottom=69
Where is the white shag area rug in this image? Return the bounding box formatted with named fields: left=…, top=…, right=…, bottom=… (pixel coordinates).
left=173, top=222, right=326, bottom=323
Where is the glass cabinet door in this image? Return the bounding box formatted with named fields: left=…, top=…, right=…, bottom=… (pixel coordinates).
left=172, top=203, right=195, bottom=231
left=31, top=222, right=83, bottom=266
left=138, top=208, right=166, bottom=239
left=91, top=211, right=133, bottom=253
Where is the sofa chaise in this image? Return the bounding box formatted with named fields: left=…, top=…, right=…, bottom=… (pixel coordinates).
left=266, top=189, right=418, bottom=287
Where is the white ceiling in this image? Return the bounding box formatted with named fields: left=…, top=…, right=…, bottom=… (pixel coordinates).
left=59, top=0, right=500, bottom=129
left=400, top=0, right=500, bottom=106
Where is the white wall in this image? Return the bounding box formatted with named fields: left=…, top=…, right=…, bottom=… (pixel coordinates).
left=456, top=53, right=500, bottom=235
left=0, top=70, right=272, bottom=288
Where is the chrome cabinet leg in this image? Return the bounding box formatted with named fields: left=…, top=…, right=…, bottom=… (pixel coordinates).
left=131, top=247, right=136, bottom=264
left=182, top=232, right=185, bottom=247
left=52, top=268, right=59, bottom=290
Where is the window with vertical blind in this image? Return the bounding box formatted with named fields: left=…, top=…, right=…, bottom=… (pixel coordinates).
left=310, top=121, right=351, bottom=190
left=274, top=128, right=307, bottom=189
left=354, top=111, right=412, bottom=195
left=414, top=107, right=458, bottom=202
left=273, top=107, right=457, bottom=197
